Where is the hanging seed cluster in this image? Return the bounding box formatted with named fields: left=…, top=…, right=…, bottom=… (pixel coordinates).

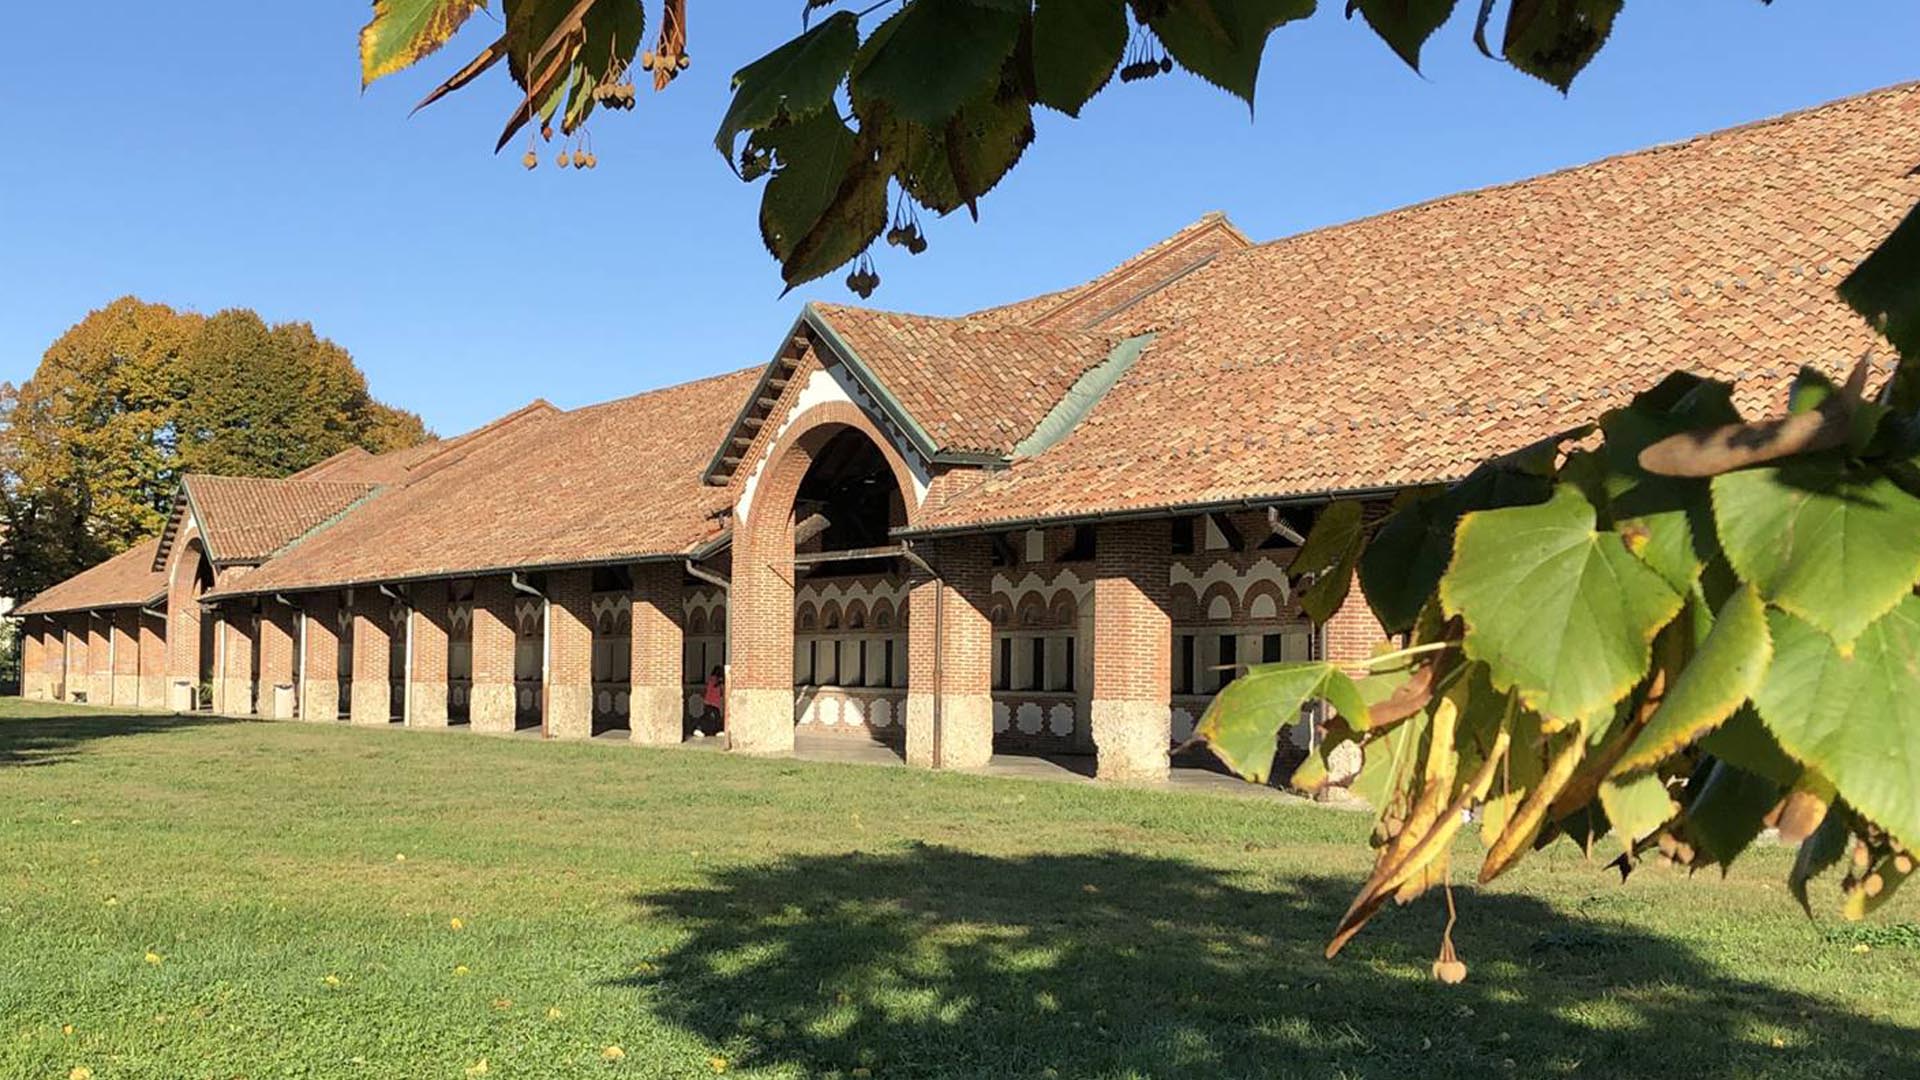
left=844, top=252, right=880, bottom=299
left=1119, top=28, right=1172, bottom=83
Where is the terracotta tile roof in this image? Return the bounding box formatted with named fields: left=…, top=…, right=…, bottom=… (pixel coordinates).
left=206, top=369, right=760, bottom=598
left=909, top=81, right=1920, bottom=532
left=15, top=539, right=166, bottom=616
left=184, top=475, right=380, bottom=565
left=287, top=402, right=560, bottom=486
left=809, top=303, right=1125, bottom=456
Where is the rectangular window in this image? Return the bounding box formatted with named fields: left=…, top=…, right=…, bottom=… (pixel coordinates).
left=1262, top=633, right=1282, bottom=664
left=1174, top=634, right=1195, bottom=695
left=1028, top=636, right=1046, bottom=692
left=1216, top=634, right=1238, bottom=692
left=994, top=636, right=1011, bottom=691
left=1061, top=636, right=1076, bottom=692
left=881, top=639, right=895, bottom=688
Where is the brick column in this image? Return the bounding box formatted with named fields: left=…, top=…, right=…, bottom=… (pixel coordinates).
left=904, top=535, right=995, bottom=770
left=216, top=604, right=256, bottom=716
left=43, top=618, right=67, bottom=702
left=166, top=594, right=202, bottom=713
left=301, top=594, right=341, bottom=722
left=409, top=583, right=451, bottom=728
left=349, top=590, right=392, bottom=726
left=138, top=610, right=167, bottom=708
left=257, top=601, right=297, bottom=719
left=543, top=570, right=594, bottom=739
left=1090, top=520, right=1174, bottom=782
left=112, top=609, right=139, bottom=706
left=88, top=614, right=114, bottom=706
left=728, top=509, right=798, bottom=755
left=1324, top=569, right=1388, bottom=671
left=629, top=562, right=685, bottom=745
left=21, top=617, right=46, bottom=700
left=469, top=576, right=517, bottom=734
left=64, top=616, right=90, bottom=703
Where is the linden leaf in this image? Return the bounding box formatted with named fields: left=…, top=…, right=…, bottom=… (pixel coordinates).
left=1359, top=461, right=1553, bottom=635
left=1612, top=584, right=1772, bottom=777
left=1033, top=0, right=1128, bottom=116
left=360, top=0, right=487, bottom=87
left=1597, top=772, right=1675, bottom=857
left=714, top=12, right=859, bottom=164
left=1712, top=454, right=1920, bottom=649
left=1683, top=758, right=1781, bottom=869
left=1440, top=484, right=1683, bottom=727
left=849, top=0, right=1021, bottom=127
left=897, top=90, right=1036, bottom=217
left=1290, top=500, right=1365, bottom=624
left=1194, top=661, right=1369, bottom=785
left=1491, top=0, right=1622, bottom=92
left=1751, top=601, right=1920, bottom=850
left=1347, top=0, right=1460, bottom=70
left=1145, top=0, right=1316, bottom=108
left=1788, top=807, right=1852, bottom=916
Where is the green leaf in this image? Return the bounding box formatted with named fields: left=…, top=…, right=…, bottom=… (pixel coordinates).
left=1495, top=0, right=1621, bottom=92
left=1700, top=705, right=1801, bottom=790
left=715, top=12, right=859, bottom=163
left=754, top=110, right=892, bottom=290
left=1752, top=601, right=1920, bottom=850
left=1347, top=0, right=1459, bottom=70
left=1440, top=484, right=1683, bottom=727
left=1712, top=454, right=1920, bottom=649
left=1683, top=759, right=1782, bottom=869
left=1840, top=199, right=1920, bottom=366
left=1597, top=772, right=1675, bottom=857
left=1145, top=0, right=1316, bottom=108
left=1359, top=462, right=1552, bottom=635
left=897, top=91, right=1036, bottom=216
left=361, top=0, right=487, bottom=87
left=850, top=0, right=1022, bottom=127
left=1291, top=500, right=1364, bottom=624
left=1033, top=0, right=1128, bottom=116
left=1351, top=707, right=1428, bottom=823
left=1613, top=584, right=1772, bottom=776
left=1598, top=376, right=1740, bottom=592
left=1194, top=660, right=1369, bottom=784
left=1788, top=806, right=1852, bottom=916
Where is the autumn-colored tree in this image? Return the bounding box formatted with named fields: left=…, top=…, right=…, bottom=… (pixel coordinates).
left=0, top=297, right=429, bottom=598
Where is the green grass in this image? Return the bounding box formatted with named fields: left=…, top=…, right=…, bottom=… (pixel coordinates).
left=2, top=699, right=1916, bottom=1080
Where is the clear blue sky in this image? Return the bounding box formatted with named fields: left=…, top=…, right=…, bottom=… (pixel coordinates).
left=2, top=2, right=1915, bottom=436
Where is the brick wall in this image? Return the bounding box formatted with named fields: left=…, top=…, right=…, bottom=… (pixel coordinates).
left=45, top=618, right=67, bottom=701
left=629, top=561, right=684, bottom=744
left=21, top=618, right=45, bottom=699
left=138, top=610, right=167, bottom=708
left=258, top=602, right=297, bottom=718
left=112, top=608, right=139, bottom=707
left=904, top=534, right=994, bottom=769
left=88, top=614, right=113, bottom=704
left=1323, top=569, right=1390, bottom=672
left=469, top=575, right=517, bottom=733
left=545, top=569, right=593, bottom=739
left=1090, top=520, right=1174, bottom=781
left=217, top=604, right=255, bottom=715
left=410, top=581, right=451, bottom=728
left=349, top=590, right=393, bottom=725
left=302, top=592, right=342, bottom=722
left=64, top=616, right=89, bottom=702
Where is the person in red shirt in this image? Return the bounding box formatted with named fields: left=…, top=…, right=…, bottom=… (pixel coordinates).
left=700, top=666, right=725, bottom=736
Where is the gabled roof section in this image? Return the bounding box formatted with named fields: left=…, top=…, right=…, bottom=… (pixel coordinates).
left=206, top=369, right=759, bottom=599
left=15, top=539, right=166, bottom=616
left=964, top=212, right=1252, bottom=330
left=173, top=475, right=379, bottom=567
left=907, top=80, right=1920, bottom=533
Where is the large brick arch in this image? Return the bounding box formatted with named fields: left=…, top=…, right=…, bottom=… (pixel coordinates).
left=727, top=399, right=923, bottom=753
left=164, top=533, right=213, bottom=710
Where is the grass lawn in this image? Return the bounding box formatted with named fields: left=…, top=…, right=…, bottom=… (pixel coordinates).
left=2, top=700, right=1917, bottom=1079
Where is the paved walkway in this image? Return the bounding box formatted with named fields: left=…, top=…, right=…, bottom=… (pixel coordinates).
left=596, top=728, right=1324, bottom=803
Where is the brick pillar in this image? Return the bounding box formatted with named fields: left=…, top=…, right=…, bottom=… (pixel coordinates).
left=64, top=616, right=90, bottom=703
left=216, top=604, right=256, bottom=716
left=543, top=570, right=593, bottom=740
left=166, top=594, right=202, bottom=713
left=349, top=590, right=392, bottom=726
left=21, top=617, right=46, bottom=700
left=138, top=610, right=167, bottom=708
left=112, top=609, right=139, bottom=706
left=1090, top=520, right=1174, bottom=782
left=630, top=562, right=685, bottom=745
left=88, top=614, right=114, bottom=706
left=257, top=602, right=297, bottom=719
left=1324, top=570, right=1388, bottom=672
left=302, top=594, right=341, bottom=722
left=729, top=509, right=798, bottom=755
left=409, top=583, right=451, bottom=728
left=470, top=576, right=517, bottom=734
left=44, top=618, right=67, bottom=701
left=904, top=535, right=995, bottom=770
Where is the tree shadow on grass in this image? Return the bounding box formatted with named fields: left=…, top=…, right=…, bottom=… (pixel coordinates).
left=0, top=708, right=227, bottom=768
left=621, top=846, right=1920, bottom=1079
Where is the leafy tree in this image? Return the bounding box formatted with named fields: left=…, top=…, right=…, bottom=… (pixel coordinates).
left=1, top=298, right=430, bottom=598
left=360, top=1, right=1920, bottom=964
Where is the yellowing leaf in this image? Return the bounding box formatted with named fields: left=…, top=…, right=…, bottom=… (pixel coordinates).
left=1613, top=584, right=1772, bottom=776
left=360, top=0, right=487, bottom=88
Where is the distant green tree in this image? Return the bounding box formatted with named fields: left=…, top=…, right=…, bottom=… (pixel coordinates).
left=0, top=297, right=430, bottom=598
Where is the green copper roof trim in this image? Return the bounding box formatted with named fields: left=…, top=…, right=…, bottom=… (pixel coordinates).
left=801, top=305, right=945, bottom=464
left=1012, top=332, right=1154, bottom=459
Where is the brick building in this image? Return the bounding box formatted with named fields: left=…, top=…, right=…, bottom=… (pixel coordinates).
left=14, top=85, right=1919, bottom=782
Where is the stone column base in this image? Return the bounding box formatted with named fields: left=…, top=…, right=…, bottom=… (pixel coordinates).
left=261, top=683, right=297, bottom=720
left=168, top=679, right=196, bottom=713
left=218, top=678, right=255, bottom=717
left=546, top=684, right=593, bottom=740
left=1091, top=699, right=1171, bottom=783
left=138, top=675, right=166, bottom=710
left=905, top=692, right=994, bottom=770
left=302, top=682, right=340, bottom=723
left=408, top=684, right=449, bottom=729
left=113, top=675, right=138, bottom=707
left=91, top=675, right=116, bottom=706
left=727, top=687, right=795, bottom=754
left=470, top=683, right=516, bottom=734
left=349, top=681, right=390, bottom=726
left=22, top=672, right=47, bottom=701
left=629, top=685, right=683, bottom=745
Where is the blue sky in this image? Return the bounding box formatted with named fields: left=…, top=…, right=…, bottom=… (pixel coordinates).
left=2, top=2, right=1915, bottom=436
